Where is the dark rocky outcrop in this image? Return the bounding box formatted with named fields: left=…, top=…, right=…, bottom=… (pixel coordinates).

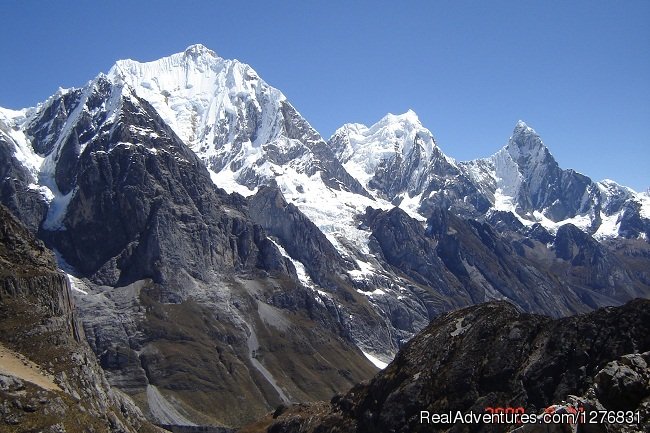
left=252, top=299, right=650, bottom=433
left=363, top=206, right=595, bottom=318
left=364, top=207, right=461, bottom=298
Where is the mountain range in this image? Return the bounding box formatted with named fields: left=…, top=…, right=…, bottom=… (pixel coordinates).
left=1, top=44, right=649, bottom=429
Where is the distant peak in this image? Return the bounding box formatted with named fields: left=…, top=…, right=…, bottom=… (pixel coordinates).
left=509, top=121, right=544, bottom=150
left=332, top=110, right=423, bottom=138
left=504, top=120, right=557, bottom=171
left=183, top=44, right=217, bottom=58
left=388, top=109, right=420, bottom=122
left=600, top=178, right=620, bottom=186
left=514, top=120, right=536, bottom=135
left=377, top=110, right=422, bottom=129
left=403, top=108, right=419, bottom=119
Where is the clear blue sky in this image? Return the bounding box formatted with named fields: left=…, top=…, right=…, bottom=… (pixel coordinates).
left=1, top=1, right=648, bottom=191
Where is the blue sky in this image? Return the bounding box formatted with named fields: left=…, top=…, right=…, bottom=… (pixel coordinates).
left=1, top=1, right=648, bottom=191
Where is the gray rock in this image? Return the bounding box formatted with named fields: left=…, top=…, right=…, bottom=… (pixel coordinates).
left=258, top=300, right=650, bottom=433
left=0, top=205, right=158, bottom=433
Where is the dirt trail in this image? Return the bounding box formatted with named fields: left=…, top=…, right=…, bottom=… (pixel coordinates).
left=0, top=343, right=61, bottom=391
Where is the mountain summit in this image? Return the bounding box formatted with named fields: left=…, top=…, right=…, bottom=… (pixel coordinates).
left=328, top=110, right=439, bottom=190
left=110, top=45, right=367, bottom=198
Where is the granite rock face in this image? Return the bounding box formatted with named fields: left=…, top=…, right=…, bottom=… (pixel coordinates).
left=30, top=80, right=290, bottom=287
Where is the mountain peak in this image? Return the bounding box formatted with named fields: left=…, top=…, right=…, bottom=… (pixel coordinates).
left=507, top=120, right=548, bottom=156
left=512, top=120, right=537, bottom=137
left=183, top=44, right=217, bottom=58
left=380, top=109, right=421, bottom=128
left=107, top=47, right=247, bottom=146
left=109, top=44, right=227, bottom=85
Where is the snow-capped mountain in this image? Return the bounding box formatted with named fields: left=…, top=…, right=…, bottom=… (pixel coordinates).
left=110, top=44, right=393, bottom=281
left=461, top=121, right=650, bottom=239
left=328, top=110, right=439, bottom=196
left=1, top=44, right=649, bottom=429
left=328, top=111, right=490, bottom=218
left=110, top=44, right=366, bottom=197
left=1, top=66, right=380, bottom=427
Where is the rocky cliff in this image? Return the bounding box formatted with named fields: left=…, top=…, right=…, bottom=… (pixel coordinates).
left=0, top=204, right=160, bottom=433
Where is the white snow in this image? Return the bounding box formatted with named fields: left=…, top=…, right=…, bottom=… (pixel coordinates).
left=109, top=44, right=288, bottom=165
left=208, top=166, right=258, bottom=197
left=594, top=212, right=622, bottom=240
left=362, top=351, right=388, bottom=369
left=637, top=190, right=650, bottom=219
left=356, top=288, right=386, bottom=297
left=530, top=210, right=593, bottom=235
left=492, top=188, right=516, bottom=214
left=0, top=108, right=56, bottom=202
left=348, top=259, right=377, bottom=280
left=66, top=273, right=88, bottom=295
left=492, top=147, right=523, bottom=209
left=42, top=188, right=76, bottom=231
left=397, top=192, right=427, bottom=221
left=269, top=165, right=391, bottom=260
left=0, top=110, right=43, bottom=180
left=268, top=238, right=315, bottom=288
left=332, top=110, right=441, bottom=191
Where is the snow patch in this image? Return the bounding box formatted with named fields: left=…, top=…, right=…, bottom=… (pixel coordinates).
left=594, top=212, right=622, bottom=240
left=362, top=351, right=388, bottom=369
left=42, top=188, right=76, bottom=230
left=356, top=288, right=386, bottom=297
left=639, top=192, right=650, bottom=220
left=531, top=210, right=592, bottom=235
left=268, top=238, right=315, bottom=288
left=208, top=166, right=257, bottom=197
left=348, top=259, right=376, bottom=280
left=66, top=273, right=88, bottom=295
left=397, top=192, right=427, bottom=221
